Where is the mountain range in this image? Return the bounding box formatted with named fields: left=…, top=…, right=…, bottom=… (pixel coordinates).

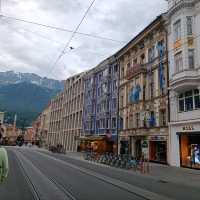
left=0, top=71, right=64, bottom=90
left=0, top=71, right=63, bottom=128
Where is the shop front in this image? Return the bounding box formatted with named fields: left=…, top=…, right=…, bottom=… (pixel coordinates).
left=179, top=133, right=200, bottom=169
left=169, top=121, right=200, bottom=169
left=79, top=135, right=117, bottom=154
left=149, top=136, right=167, bottom=164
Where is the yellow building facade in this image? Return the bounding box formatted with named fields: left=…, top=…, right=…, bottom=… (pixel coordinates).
left=117, top=15, right=169, bottom=163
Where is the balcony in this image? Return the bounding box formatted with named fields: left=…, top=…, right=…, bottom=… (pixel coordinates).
left=126, top=64, right=146, bottom=80
left=170, top=69, right=200, bottom=92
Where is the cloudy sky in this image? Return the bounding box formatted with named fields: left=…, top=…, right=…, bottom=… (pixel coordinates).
left=0, top=0, right=167, bottom=80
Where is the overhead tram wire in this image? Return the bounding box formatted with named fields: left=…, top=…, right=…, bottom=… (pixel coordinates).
left=47, top=0, right=97, bottom=76
left=0, top=14, right=126, bottom=44
left=1, top=19, right=67, bottom=46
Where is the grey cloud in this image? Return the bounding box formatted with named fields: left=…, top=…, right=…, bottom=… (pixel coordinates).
left=0, top=0, right=167, bottom=80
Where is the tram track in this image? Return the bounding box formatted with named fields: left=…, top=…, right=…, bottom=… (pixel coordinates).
left=15, top=149, right=78, bottom=200
left=15, top=151, right=41, bottom=200
left=21, top=149, right=173, bottom=200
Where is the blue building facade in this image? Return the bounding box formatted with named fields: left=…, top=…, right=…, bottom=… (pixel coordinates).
left=83, top=56, right=119, bottom=151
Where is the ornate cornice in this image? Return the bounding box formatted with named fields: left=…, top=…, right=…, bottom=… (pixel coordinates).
left=168, top=0, right=198, bottom=18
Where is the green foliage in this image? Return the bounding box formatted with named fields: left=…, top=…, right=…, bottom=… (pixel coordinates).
left=0, top=82, right=59, bottom=127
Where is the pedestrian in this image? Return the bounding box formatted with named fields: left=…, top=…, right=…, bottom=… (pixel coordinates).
left=0, top=123, right=3, bottom=145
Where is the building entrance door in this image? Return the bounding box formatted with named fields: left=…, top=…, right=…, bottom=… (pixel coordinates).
left=149, top=141, right=167, bottom=163
left=135, top=139, right=142, bottom=159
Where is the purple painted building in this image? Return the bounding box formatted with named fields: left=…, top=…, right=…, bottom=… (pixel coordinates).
left=83, top=56, right=119, bottom=149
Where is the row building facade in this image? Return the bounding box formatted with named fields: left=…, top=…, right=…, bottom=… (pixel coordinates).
left=82, top=56, right=119, bottom=153
left=117, top=14, right=169, bottom=163
left=48, top=73, right=85, bottom=152
left=44, top=0, right=200, bottom=169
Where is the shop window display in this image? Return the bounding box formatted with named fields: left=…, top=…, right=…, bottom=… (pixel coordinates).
left=191, top=144, right=200, bottom=167
left=180, top=135, right=200, bottom=169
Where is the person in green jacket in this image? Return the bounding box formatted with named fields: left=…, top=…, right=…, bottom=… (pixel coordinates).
left=0, top=147, right=9, bottom=184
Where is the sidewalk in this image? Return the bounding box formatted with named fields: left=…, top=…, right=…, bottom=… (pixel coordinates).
left=62, top=151, right=200, bottom=188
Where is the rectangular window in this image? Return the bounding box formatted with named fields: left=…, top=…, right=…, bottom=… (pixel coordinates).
left=112, top=98, right=117, bottom=110
left=133, top=58, right=137, bottom=64
left=185, top=91, right=193, bottom=111
left=114, top=65, right=118, bottom=73
left=179, top=94, right=185, bottom=112
left=135, top=113, right=140, bottom=128
left=106, top=119, right=109, bottom=129
left=194, top=89, right=200, bottom=109
left=148, top=46, right=155, bottom=62
left=149, top=111, right=156, bottom=127
left=127, top=62, right=131, bottom=69
left=112, top=118, right=116, bottom=128
left=143, top=85, right=146, bottom=101
left=174, top=19, right=181, bottom=41
left=178, top=90, right=200, bottom=112
left=187, top=16, right=193, bottom=36
left=160, top=110, right=166, bottom=127
left=121, top=67, right=124, bottom=78
left=140, top=54, right=145, bottom=64
left=188, top=49, right=195, bottom=69
left=150, top=82, right=154, bottom=99
left=113, top=80, right=117, bottom=91
left=175, top=52, right=183, bottom=73
left=120, top=95, right=124, bottom=108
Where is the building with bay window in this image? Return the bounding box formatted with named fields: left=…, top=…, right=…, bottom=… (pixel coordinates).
left=117, top=14, right=169, bottom=163
left=167, top=0, right=200, bottom=169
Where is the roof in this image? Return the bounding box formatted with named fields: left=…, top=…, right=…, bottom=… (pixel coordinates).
left=115, top=13, right=166, bottom=58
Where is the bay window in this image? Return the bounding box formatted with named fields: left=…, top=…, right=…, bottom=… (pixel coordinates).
left=178, top=89, right=200, bottom=112
left=194, top=89, right=200, bottom=109
left=185, top=91, right=193, bottom=111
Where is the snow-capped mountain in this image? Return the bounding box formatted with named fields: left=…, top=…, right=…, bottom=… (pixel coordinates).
left=0, top=71, right=64, bottom=90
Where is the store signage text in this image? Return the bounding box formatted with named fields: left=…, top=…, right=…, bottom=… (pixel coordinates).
left=182, top=126, right=194, bottom=131
left=149, top=136, right=166, bottom=141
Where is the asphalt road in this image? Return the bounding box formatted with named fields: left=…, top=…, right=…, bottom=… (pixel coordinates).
left=1, top=147, right=200, bottom=200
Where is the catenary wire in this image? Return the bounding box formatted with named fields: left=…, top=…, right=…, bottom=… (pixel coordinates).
left=47, top=0, right=97, bottom=76
left=0, top=14, right=126, bottom=44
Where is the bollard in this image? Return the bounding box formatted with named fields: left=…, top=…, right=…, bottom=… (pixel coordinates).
left=0, top=147, right=9, bottom=184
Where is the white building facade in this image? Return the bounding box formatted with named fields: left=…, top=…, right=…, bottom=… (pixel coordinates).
left=167, top=0, right=200, bottom=169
